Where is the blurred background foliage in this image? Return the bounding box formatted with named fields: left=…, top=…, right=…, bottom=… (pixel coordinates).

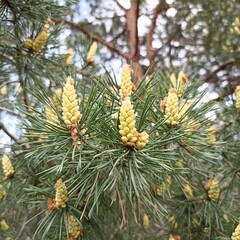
left=0, top=0, right=240, bottom=239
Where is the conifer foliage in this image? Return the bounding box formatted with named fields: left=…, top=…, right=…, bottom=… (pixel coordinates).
left=1, top=1, right=240, bottom=240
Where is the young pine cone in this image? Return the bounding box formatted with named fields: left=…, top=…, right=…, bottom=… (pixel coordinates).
left=32, top=26, right=50, bottom=53
left=45, top=106, right=58, bottom=125
left=119, top=98, right=138, bottom=144
left=53, top=89, right=62, bottom=111
left=120, top=64, right=132, bottom=100
left=119, top=99, right=149, bottom=148
left=169, top=235, right=181, bottom=240
left=67, top=214, right=82, bottom=240
left=2, top=154, right=14, bottom=178
left=62, top=76, right=81, bottom=126
left=205, top=178, right=220, bottom=201
left=142, top=214, right=149, bottom=231
left=87, top=41, right=97, bottom=65
left=235, top=86, right=240, bottom=111
left=0, top=184, right=6, bottom=200
left=55, top=179, right=68, bottom=208
left=177, top=71, right=188, bottom=97
left=0, top=219, right=9, bottom=231
left=232, top=223, right=240, bottom=240
left=183, top=182, right=194, bottom=201
left=165, top=88, right=179, bottom=126
left=155, top=176, right=172, bottom=197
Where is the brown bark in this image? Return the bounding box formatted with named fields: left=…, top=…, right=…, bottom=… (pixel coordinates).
left=126, top=0, right=143, bottom=82
left=54, top=19, right=130, bottom=61
left=126, top=0, right=140, bottom=61
left=146, top=0, right=166, bottom=64
left=0, top=122, right=18, bottom=143
left=203, top=59, right=235, bottom=83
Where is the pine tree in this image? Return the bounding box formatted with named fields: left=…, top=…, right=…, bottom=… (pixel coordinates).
left=1, top=1, right=240, bottom=240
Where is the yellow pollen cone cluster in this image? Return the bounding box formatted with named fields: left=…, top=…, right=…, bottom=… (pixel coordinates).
left=207, top=178, right=220, bottom=201
left=183, top=182, right=194, bottom=200
left=65, top=48, right=74, bottom=65
left=206, top=126, right=217, bottom=147
left=24, top=38, right=33, bottom=49
left=155, top=176, right=172, bottom=196
left=167, top=215, right=178, bottom=229
left=2, top=154, right=14, bottom=178
left=230, top=17, right=240, bottom=35
left=87, top=41, right=97, bottom=65
left=135, top=131, right=149, bottom=149
left=119, top=99, right=138, bottom=144
left=160, top=96, right=168, bottom=112
left=24, top=22, right=50, bottom=53
left=170, top=71, right=188, bottom=97
left=188, top=118, right=200, bottom=131
left=0, top=184, right=6, bottom=199
left=0, top=219, right=9, bottom=231
left=175, top=159, right=186, bottom=168
left=223, top=214, right=229, bottom=223
left=179, top=100, right=191, bottom=122
left=169, top=234, right=181, bottom=240
left=142, top=214, right=149, bottom=230
left=1, top=85, right=7, bottom=96
left=192, top=217, right=200, bottom=227
left=53, top=89, right=62, bottom=111
left=33, top=23, right=50, bottom=53
left=232, top=223, right=240, bottom=240
left=169, top=235, right=175, bottom=240
left=119, top=99, right=149, bottom=148
left=235, top=86, right=240, bottom=111
left=45, top=106, right=58, bottom=125
left=170, top=73, right=177, bottom=88
left=62, top=76, right=81, bottom=126
left=177, top=71, right=188, bottom=97
left=67, top=214, right=82, bottom=240
left=55, top=179, right=68, bottom=208
left=120, top=64, right=132, bottom=100
left=165, top=88, right=179, bottom=126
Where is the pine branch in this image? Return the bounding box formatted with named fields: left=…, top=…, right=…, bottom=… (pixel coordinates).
left=114, top=0, right=127, bottom=12
left=0, top=80, right=19, bottom=88
left=0, top=107, right=20, bottom=117
left=80, top=172, right=100, bottom=221
left=0, top=122, right=18, bottom=143
left=126, top=0, right=144, bottom=82
left=76, top=69, right=94, bottom=77
left=116, top=184, right=126, bottom=224
left=146, top=0, right=166, bottom=64
left=54, top=19, right=130, bottom=61
left=110, top=28, right=126, bottom=43
left=203, top=59, right=235, bottom=83
left=126, top=0, right=140, bottom=61
left=19, top=70, right=30, bottom=111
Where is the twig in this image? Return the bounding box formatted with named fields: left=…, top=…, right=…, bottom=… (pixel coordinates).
left=0, top=80, right=19, bottom=89
left=76, top=69, right=94, bottom=77
left=18, top=68, right=30, bottom=111
left=110, top=28, right=126, bottom=43
left=114, top=0, right=127, bottom=12
left=0, top=107, right=20, bottom=117
left=146, top=0, right=166, bottom=64
left=126, top=0, right=140, bottom=61
left=54, top=19, right=129, bottom=61
left=0, top=122, right=18, bottom=143
left=203, top=59, right=235, bottom=83
left=12, top=11, right=30, bottom=112
left=116, top=184, right=126, bottom=224
left=125, top=0, right=144, bottom=82
left=80, top=172, right=100, bottom=221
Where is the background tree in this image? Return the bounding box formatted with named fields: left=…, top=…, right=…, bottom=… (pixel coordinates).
left=0, top=0, right=240, bottom=239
